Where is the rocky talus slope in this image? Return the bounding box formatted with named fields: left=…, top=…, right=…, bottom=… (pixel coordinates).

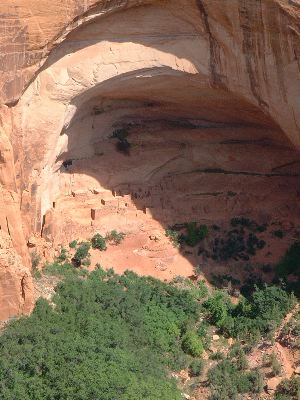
left=0, top=0, right=300, bottom=320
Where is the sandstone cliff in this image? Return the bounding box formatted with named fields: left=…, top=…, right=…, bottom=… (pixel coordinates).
left=0, top=0, right=300, bottom=320
left=0, top=231, right=33, bottom=320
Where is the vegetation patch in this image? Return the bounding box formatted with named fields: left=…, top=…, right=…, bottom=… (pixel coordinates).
left=111, top=128, right=131, bottom=155
left=181, top=331, right=204, bottom=357
left=0, top=269, right=205, bottom=399
left=56, top=247, right=69, bottom=263
left=72, top=241, right=91, bottom=266
left=43, top=261, right=88, bottom=278
left=204, top=285, right=295, bottom=341
left=69, top=240, right=77, bottom=249
left=230, top=217, right=267, bottom=233
left=105, top=230, right=125, bottom=245
left=3, top=230, right=299, bottom=400
left=211, top=222, right=266, bottom=262
left=165, top=228, right=182, bottom=248
left=91, top=233, right=107, bottom=251
left=208, top=359, right=263, bottom=400
left=181, top=222, right=209, bottom=247
left=275, top=376, right=300, bottom=400
left=166, top=223, right=209, bottom=248
left=189, top=359, right=203, bottom=377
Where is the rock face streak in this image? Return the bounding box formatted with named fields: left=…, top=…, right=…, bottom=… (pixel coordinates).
left=0, top=0, right=299, bottom=320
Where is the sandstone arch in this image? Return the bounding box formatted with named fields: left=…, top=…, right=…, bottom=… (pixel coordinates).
left=12, top=1, right=300, bottom=235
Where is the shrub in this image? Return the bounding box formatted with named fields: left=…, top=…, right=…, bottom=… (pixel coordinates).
left=204, top=291, right=232, bottom=329
left=189, top=359, right=204, bottom=377
left=231, top=217, right=266, bottom=233
left=208, top=360, right=239, bottom=400
left=182, top=223, right=209, bottom=247
left=212, top=230, right=246, bottom=261
left=197, top=322, right=209, bottom=338
left=211, top=274, right=240, bottom=288
left=246, top=233, right=265, bottom=255
left=273, top=230, right=285, bottom=239
left=227, top=191, right=237, bottom=197
left=69, top=240, right=77, bottom=248
left=269, top=352, right=282, bottom=376
left=182, top=331, right=204, bottom=357
left=112, top=128, right=128, bottom=140
left=275, top=376, right=300, bottom=399
left=91, top=234, right=107, bottom=251
left=105, top=230, right=125, bottom=245
left=43, top=261, right=87, bottom=278
left=73, top=241, right=91, bottom=266
left=211, top=230, right=264, bottom=262
left=112, top=128, right=131, bottom=155
left=198, top=280, right=209, bottom=298
left=196, top=322, right=211, bottom=349
left=229, top=344, right=248, bottom=370
left=276, top=242, right=300, bottom=278
left=274, top=395, right=292, bottom=400
left=210, top=351, right=224, bottom=361
left=244, top=369, right=264, bottom=394
left=166, top=228, right=181, bottom=248
left=208, top=360, right=263, bottom=399
left=116, top=139, right=131, bottom=155
left=56, top=247, right=68, bottom=263
left=231, top=217, right=252, bottom=228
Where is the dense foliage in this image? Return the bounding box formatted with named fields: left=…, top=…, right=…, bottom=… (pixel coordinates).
left=0, top=269, right=202, bottom=400
left=204, top=285, right=295, bottom=340
left=208, top=360, right=263, bottom=400
left=181, top=331, right=204, bottom=357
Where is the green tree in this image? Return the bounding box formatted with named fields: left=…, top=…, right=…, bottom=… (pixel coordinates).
left=204, top=291, right=232, bottom=329
left=73, top=241, right=91, bottom=266
left=91, top=234, right=107, bottom=251
left=182, top=331, right=204, bottom=357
